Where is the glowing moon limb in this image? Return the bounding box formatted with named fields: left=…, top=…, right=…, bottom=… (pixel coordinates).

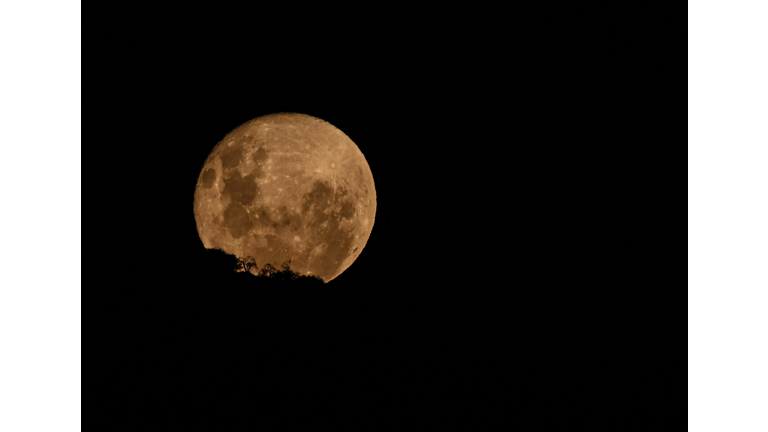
left=193, top=112, right=376, bottom=282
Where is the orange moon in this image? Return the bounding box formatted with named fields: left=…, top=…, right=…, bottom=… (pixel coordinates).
left=193, top=113, right=376, bottom=282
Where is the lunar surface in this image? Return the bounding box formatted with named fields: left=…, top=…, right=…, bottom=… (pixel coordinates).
left=193, top=113, right=376, bottom=282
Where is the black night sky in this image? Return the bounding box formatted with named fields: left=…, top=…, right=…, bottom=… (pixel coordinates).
left=96, top=23, right=672, bottom=411
left=119, top=42, right=625, bottom=286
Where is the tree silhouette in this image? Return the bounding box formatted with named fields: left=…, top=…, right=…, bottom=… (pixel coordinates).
left=272, top=260, right=298, bottom=282
left=236, top=256, right=257, bottom=273
left=257, top=263, right=278, bottom=277
left=197, top=248, right=324, bottom=285
left=281, top=259, right=293, bottom=272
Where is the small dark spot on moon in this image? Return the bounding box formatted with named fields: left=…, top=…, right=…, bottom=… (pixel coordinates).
left=241, top=135, right=257, bottom=146
left=222, top=172, right=259, bottom=205
left=201, top=168, right=216, bottom=188
left=253, top=147, right=268, bottom=163
left=302, top=180, right=333, bottom=214
left=251, top=147, right=268, bottom=178
left=220, top=143, right=244, bottom=169
left=275, top=205, right=296, bottom=227
left=338, top=198, right=355, bottom=219
left=255, top=207, right=274, bottom=227
left=223, top=204, right=252, bottom=239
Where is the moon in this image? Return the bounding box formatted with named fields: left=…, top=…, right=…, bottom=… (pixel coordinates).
left=193, top=113, right=376, bottom=282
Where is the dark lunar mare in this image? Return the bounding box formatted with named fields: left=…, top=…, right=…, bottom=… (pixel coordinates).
left=193, top=114, right=375, bottom=282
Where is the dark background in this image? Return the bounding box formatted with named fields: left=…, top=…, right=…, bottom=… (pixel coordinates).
left=95, top=15, right=673, bottom=417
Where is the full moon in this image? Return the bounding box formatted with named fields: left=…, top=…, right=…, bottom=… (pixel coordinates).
left=193, top=113, right=376, bottom=282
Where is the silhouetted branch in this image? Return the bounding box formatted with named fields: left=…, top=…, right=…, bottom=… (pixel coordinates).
left=201, top=248, right=324, bottom=284
left=236, top=256, right=257, bottom=273
left=258, top=263, right=277, bottom=277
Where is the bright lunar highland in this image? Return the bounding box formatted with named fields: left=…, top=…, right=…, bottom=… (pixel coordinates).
left=193, top=113, right=376, bottom=282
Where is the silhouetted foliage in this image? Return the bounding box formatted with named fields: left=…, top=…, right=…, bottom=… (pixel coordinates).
left=271, top=260, right=298, bottom=282
left=258, top=263, right=278, bottom=277
left=202, top=248, right=324, bottom=285
left=236, top=255, right=257, bottom=273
